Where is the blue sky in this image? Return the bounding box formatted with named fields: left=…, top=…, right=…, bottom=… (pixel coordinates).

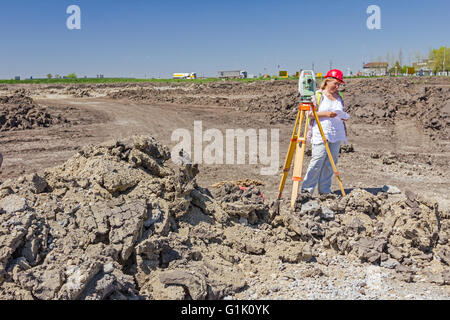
left=0, top=0, right=448, bottom=79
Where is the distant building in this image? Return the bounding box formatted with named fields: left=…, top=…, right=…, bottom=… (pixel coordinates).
left=412, top=59, right=433, bottom=76
left=362, top=62, right=388, bottom=76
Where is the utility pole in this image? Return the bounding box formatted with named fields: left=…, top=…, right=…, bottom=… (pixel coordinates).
left=312, top=62, right=315, bottom=72
left=330, top=60, right=332, bottom=70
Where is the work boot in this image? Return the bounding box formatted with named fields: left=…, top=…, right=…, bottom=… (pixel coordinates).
left=318, top=193, right=336, bottom=201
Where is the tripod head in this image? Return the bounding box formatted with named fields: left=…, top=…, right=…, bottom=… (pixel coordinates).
left=298, top=70, right=316, bottom=102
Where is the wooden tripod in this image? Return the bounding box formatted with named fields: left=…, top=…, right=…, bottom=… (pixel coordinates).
left=277, top=101, right=346, bottom=207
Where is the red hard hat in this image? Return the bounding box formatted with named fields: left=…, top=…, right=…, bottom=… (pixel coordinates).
left=325, top=69, right=345, bottom=83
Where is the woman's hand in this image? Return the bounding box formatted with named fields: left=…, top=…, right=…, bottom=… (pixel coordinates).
left=316, top=111, right=338, bottom=118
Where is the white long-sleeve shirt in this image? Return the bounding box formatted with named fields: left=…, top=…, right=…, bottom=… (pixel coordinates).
left=311, top=93, right=349, bottom=144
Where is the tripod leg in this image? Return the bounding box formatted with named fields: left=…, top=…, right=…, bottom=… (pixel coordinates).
left=311, top=109, right=346, bottom=196
left=277, top=107, right=303, bottom=199
left=290, top=115, right=310, bottom=207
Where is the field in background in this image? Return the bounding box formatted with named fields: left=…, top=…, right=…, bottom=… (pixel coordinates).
left=0, top=75, right=418, bottom=85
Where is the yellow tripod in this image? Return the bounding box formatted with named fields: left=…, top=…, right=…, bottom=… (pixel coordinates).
left=277, top=101, right=346, bottom=207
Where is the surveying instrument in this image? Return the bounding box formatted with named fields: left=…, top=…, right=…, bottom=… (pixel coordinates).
left=277, top=70, right=346, bottom=207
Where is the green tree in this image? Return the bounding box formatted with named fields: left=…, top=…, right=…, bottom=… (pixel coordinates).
left=429, top=46, right=450, bottom=72
left=67, top=73, right=77, bottom=79
left=47, top=74, right=52, bottom=79
left=389, top=61, right=402, bottom=75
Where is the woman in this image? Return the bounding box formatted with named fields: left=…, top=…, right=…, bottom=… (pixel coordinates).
left=301, top=69, right=349, bottom=195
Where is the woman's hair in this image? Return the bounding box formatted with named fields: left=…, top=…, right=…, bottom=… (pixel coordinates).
left=320, top=78, right=332, bottom=90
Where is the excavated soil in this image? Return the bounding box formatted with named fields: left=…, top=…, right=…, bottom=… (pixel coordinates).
left=3, top=77, right=447, bottom=140
left=0, top=135, right=449, bottom=300
left=106, top=77, right=450, bottom=141
left=0, top=92, right=71, bottom=132
left=0, top=77, right=449, bottom=300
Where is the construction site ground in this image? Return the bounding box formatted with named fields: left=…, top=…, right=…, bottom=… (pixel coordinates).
left=0, top=77, right=449, bottom=300
left=1, top=78, right=449, bottom=210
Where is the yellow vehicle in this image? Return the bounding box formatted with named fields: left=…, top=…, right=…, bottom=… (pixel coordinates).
left=173, top=72, right=197, bottom=79
left=279, top=71, right=288, bottom=78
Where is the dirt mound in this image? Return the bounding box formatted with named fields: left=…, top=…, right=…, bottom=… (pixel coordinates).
left=210, top=183, right=268, bottom=225
left=107, top=77, right=450, bottom=140
left=343, top=77, right=450, bottom=140
left=210, top=179, right=264, bottom=188
left=0, top=92, right=70, bottom=131
left=0, top=135, right=250, bottom=299
left=0, top=135, right=448, bottom=300
left=108, top=80, right=298, bottom=119
left=272, top=189, right=450, bottom=283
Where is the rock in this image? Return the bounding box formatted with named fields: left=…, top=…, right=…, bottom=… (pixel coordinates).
left=381, top=185, right=401, bottom=194
left=108, top=201, right=148, bottom=261
left=352, top=237, right=386, bottom=264
left=211, top=183, right=268, bottom=225
left=395, top=264, right=412, bottom=273
left=301, top=266, right=324, bottom=278
left=320, top=206, right=335, bottom=220
left=0, top=195, right=29, bottom=214
left=103, top=263, right=114, bottom=274
left=381, top=258, right=399, bottom=269
left=443, top=270, right=450, bottom=285
left=26, top=173, right=48, bottom=194
left=281, top=211, right=312, bottom=240
left=17, top=266, right=64, bottom=300
left=341, top=188, right=381, bottom=216
left=300, top=200, right=322, bottom=216
left=404, top=189, right=417, bottom=202
left=157, top=269, right=208, bottom=300
left=436, top=248, right=450, bottom=265
left=382, top=156, right=396, bottom=165
left=340, top=144, right=354, bottom=153
left=387, top=244, right=404, bottom=261
left=279, top=244, right=313, bottom=263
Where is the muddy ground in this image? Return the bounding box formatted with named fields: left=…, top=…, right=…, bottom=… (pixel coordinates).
left=0, top=77, right=449, bottom=300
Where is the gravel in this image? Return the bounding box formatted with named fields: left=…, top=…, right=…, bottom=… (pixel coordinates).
left=232, top=254, right=450, bottom=300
